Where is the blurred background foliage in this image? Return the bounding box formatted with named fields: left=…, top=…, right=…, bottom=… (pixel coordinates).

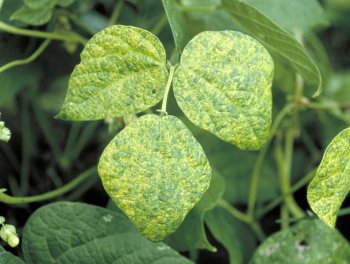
left=0, top=0, right=350, bottom=263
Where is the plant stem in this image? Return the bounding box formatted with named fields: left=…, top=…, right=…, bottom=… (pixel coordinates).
left=218, top=199, right=266, bottom=241
left=247, top=103, right=293, bottom=219
left=0, top=21, right=87, bottom=45
left=276, top=73, right=305, bottom=219
left=338, top=208, right=350, bottom=217
left=0, top=167, right=96, bottom=204
left=0, top=39, right=51, bottom=73
left=280, top=204, right=289, bottom=230
left=218, top=199, right=251, bottom=223
left=108, top=0, right=124, bottom=26
left=275, top=138, right=305, bottom=218
left=257, top=169, right=316, bottom=218
left=160, top=65, right=176, bottom=115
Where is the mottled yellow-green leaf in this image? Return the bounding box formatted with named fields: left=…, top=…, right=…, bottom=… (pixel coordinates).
left=57, top=25, right=168, bottom=121
left=307, top=127, right=350, bottom=227
left=173, top=31, right=274, bottom=150
left=98, top=114, right=211, bottom=241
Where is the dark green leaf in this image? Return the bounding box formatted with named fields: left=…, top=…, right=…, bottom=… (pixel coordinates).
left=205, top=206, right=256, bottom=264
left=162, top=0, right=196, bottom=60
left=22, top=202, right=193, bottom=264
left=0, top=246, right=24, bottom=264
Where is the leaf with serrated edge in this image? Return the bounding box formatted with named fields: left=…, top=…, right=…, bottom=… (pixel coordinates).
left=173, top=31, right=273, bottom=150
left=57, top=25, right=168, bottom=121
left=307, top=127, right=350, bottom=227
left=222, top=0, right=322, bottom=96
left=98, top=114, right=211, bottom=241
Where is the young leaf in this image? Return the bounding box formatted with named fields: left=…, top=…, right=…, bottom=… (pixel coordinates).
left=250, top=219, right=350, bottom=263
left=23, top=0, right=51, bottom=9
left=0, top=246, right=24, bottom=263
left=173, top=31, right=273, bottom=150
left=23, top=0, right=74, bottom=9
left=57, top=25, right=168, bottom=121
left=98, top=114, right=211, bottom=241
left=22, top=202, right=193, bottom=264
left=307, top=127, right=350, bottom=227
left=222, top=0, right=322, bottom=96
left=11, top=0, right=75, bottom=26
left=11, top=5, right=52, bottom=26
left=165, top=171, right=225, bottom=252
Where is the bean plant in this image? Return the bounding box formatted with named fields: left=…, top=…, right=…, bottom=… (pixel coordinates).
left=0, top=0, right=349, bottom=263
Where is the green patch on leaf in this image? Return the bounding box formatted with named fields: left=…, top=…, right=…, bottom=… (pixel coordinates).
left=173, top=30, right=273, bottom=150
left=98, top=114, right=211, bottom=241
left=251, top=219, right=350, bottom=263
left=222, top=0, right=322, bottom=96
left=307, top=127, right=350, bottom=227
left=57, top=25, right=168, bottom=121
left=22, top=202, right=193, bottom=264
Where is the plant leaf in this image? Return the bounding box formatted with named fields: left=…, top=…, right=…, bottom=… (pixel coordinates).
left=307, top=127, right=350, bottom=227
left=57, top=0, right=75, bottom=8
left=22, top=202, right=193, bottom=264
left=0, top=246, right=24, bottom=263
left=173, top=31, right=273, bottom=150
left=23, top=0, right=52, bottom=9
left=205, top=206, right=257, bottom=264
left=244, top=0, right=328, bottom=33
left=222, top=0, right=322, bottom=96
left=165, top=171, right=225, bottom=252
left=250, top=219, right=350, bottom=263
left=57, top=25, right=168, bottom=121
left=98, top=114, right=211, bottom=241
left=162, top=0, right=196, bottom=60
left=162, top=0, right=239, bottom=61
left=10, top=5, right=52, bottom=26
